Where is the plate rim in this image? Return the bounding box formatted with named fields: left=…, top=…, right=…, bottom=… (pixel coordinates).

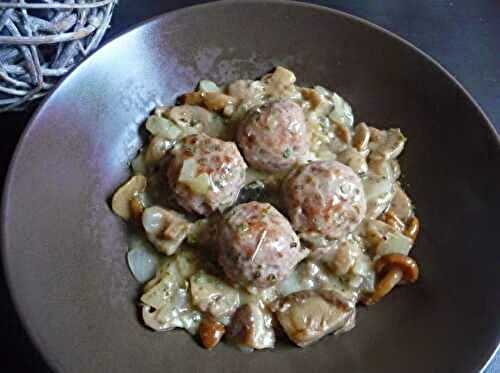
left=2, top=1, right=499, bottom=372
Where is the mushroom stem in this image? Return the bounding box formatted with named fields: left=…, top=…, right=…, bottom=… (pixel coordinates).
left=404, top=216, right=420, bottom=241
left=362, top=268, right=403, bottom=306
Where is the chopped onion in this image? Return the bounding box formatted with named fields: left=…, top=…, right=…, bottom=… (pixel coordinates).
left=363, top=174, right=393, bottom=203
left=202, top=115, right=227, bottom=139
left=376, top=231, right=413, bottom=257
left=146, top=115, right=183, bottom=140
left=131, top=152, right=147, bottom=175
left=188, top=173, right=211, bottom=195
left=198, top=80, right=220, bottom=93
left=178, top=158, right=198, bottom=183
left=178, top=159, right=211, bottom=195
left=127, top=236, right=161, bottom=283
left=329, top=93, right=354, bottom=127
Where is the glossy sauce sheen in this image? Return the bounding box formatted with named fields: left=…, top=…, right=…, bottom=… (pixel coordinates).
left=111, top=66, right=419, bottom=350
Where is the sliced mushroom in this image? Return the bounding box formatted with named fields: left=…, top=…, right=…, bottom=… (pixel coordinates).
left=362, top=254, right=419, bottom=305
left=181, top=91, right=204, bottom=106
left=142, top=206, right=192, bottom=255
left=337, top=148, right=368, bottom=175
left=111, top=175, right=147, bottom=220
left=143, top=249, right=200, bottom=294
left=227, top=302, right=275, bottom=350
left=362, top=174, right=395, bottom=219
left=367, top=157, right=397, bottom=181
left=142, top=289, right=201, bottom=333
left=275, top=290, right=355, bottom=347
left=144, top=136, right=172, bottom=165
left=300, top=87, right=323, bottom=110
left=129, top=195, right=146, bottom=224
left=335, top=123, right=352, bottom=144
left=388, top=184, right=414, bottom=222
left=181, top=91, right=237, bottom=112
left=352, top=122, right=370, bottom=151
left=190, top=270, right=240, bottom=320
left=382, top=210, right=405, bottom=231
left=199, top=315, right=225, bottom=350
left=203, top=92, right=237, bottom=112
left=371, top=128, right=406, bottom=160
left=323, top=239, right=362, bottom=276
left=361, top=219, right=413, bottom=257
left=263, top=66, right=299, bottom=99
left=168, top=104, right=214, bottom=129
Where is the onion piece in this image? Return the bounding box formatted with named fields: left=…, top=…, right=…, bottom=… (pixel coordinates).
left=127, top=236, right=161, bottom=283
left=329, top=93, right=354, bottom=127
left=178, top=158, right=198, bottom=183
left=146, top=115, right=183, bottom=140
left=376, top=231, right=414, bottom=257
left=198, top=80, right=220, bottom=93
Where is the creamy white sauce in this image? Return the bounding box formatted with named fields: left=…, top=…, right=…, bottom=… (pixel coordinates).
left=114, top=66, right=418, bottom=350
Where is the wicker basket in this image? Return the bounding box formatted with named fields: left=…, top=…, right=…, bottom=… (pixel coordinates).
left=0, top=0, right=118, bottom=112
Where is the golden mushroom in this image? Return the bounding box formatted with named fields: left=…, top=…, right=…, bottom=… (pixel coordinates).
left=404, top=216, right=420, bottom=241
left=111, top=175, right=147, bottom=222
left=362, top=253, right=419, bottom=305
left=198, top=315, right=225, bottom=350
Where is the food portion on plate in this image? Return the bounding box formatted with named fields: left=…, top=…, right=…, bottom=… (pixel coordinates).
left=111, top=66, right=420, bottom=350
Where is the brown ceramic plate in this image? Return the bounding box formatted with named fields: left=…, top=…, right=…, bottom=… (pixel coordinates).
left=2, top=1, right=499, bottom=372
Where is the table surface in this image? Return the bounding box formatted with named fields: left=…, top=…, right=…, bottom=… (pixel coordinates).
left=1, top=1, right=498, bottom=372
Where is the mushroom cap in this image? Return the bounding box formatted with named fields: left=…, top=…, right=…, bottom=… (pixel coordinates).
left=374, top=253, right=419, bottom=283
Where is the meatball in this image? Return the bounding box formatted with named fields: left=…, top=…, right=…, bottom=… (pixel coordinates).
left=283, top=160, right=366, bottom=240
left=217, top=202, right=308, bottom=288
left=166, top=133, right=247, bottom=216
left=236, top=100, right=309, bottom=173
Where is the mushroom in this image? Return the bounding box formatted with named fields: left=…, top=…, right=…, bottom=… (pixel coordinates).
left=189, top=270, right=240, bottom=320
left=352, top=122, right=370, bottom=152
left=334, top=123, right=352, bottom=144
left=275, top=290, right=355, bottom=347
left=361, top=253, right=419, bottom=305
left=404, top=216, right=420, bottom=241
left=371, top=128, right=406, bottom=160
left=111, top=175, right=147, bottom=220
left=323, top=239, right=362, bottom=276
left=361, top=219, right=414, bottom=257
left=362, top=173, right=395, bottom=219
left=129, top=195, right=146, bottom=225
left=203, top=92, right=237, bottom=112
left=168, top=104, right=214, bottom=129
left=198, top=315, right=225, bottom=350
left=336, top=148, right=368, bottom=175
left=181, top=91, right=204, bottom=106
left=388, top=184, right=413, bottom=222
left=142, top=206, right=192, bottom=255
left=262, top=66, right=299, bottom=99
left=382, top=210, right=405, bottom=231
left=300, top=87, right=323, bottom=110
left=181, top=91, right=237, bottom=112
left=226, top=303, right=275, bottom=350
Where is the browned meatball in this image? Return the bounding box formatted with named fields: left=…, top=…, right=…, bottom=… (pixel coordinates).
left=217, top=202, right=308, bottom=288
left=236, top=100, right=309, bottom=173
left=283, top=160, right=366, bottom=240
left=166, top=133, right=247, bottom=216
